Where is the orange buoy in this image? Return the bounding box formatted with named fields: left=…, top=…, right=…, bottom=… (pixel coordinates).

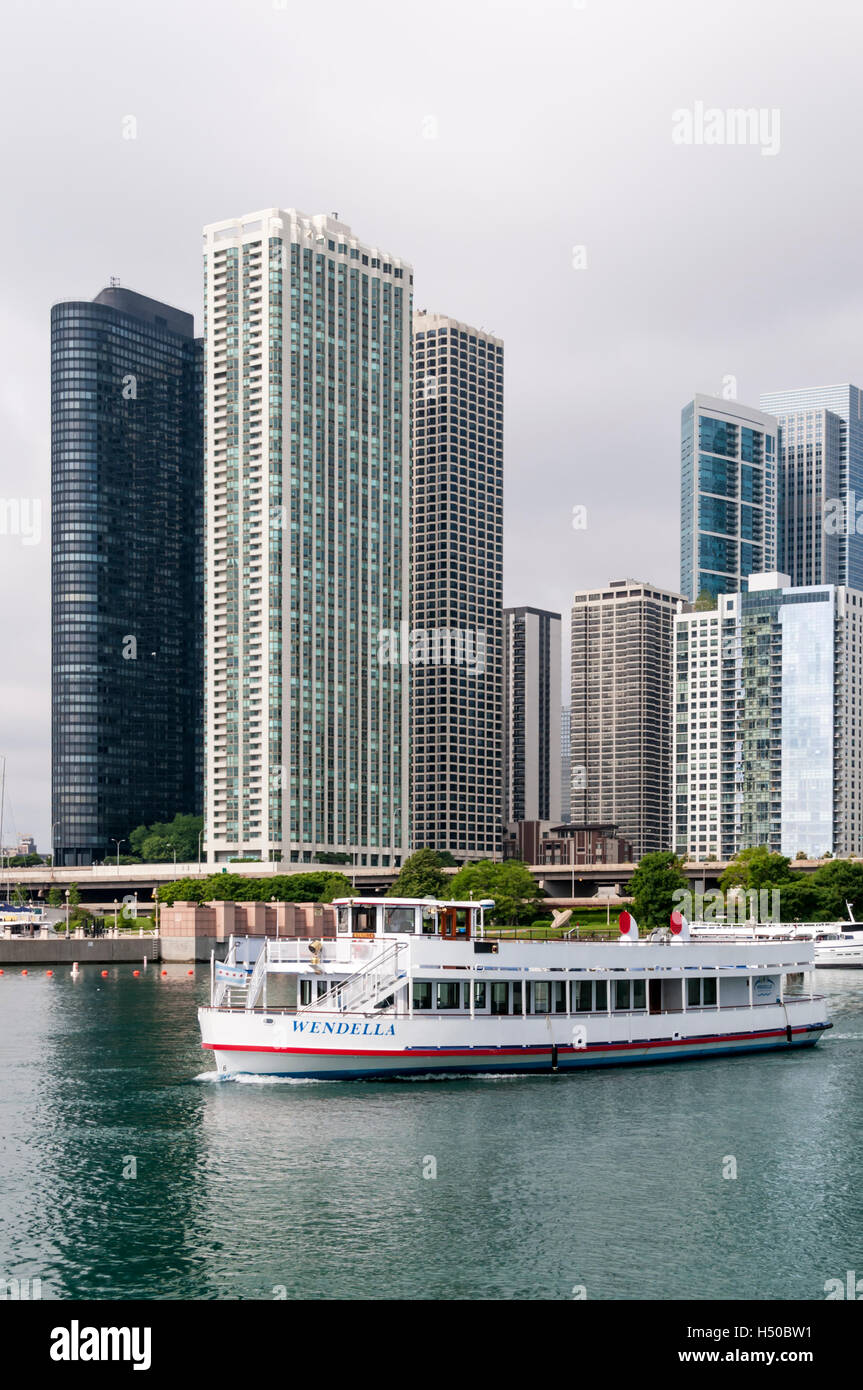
left=161, top=969, right=167, bottom=976
left=187, top=969, right=194, bottom=975
left=47, top=970, right=54, bottom=977
left=22, top=970, right=28, bottom=976
left=101, top=970, right=108, bottom=977
left=133, top=969, right=140, bottom=977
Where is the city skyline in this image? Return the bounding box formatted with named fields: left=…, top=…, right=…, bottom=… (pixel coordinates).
left=5, top=0, right=863, bottom=846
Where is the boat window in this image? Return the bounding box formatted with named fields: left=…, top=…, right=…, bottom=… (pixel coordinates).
left=687, top=979, right=701, bottom=1007
left=300, top=979, right=312, bottom=1005
left=703, top=978, right=717, bottom=1006
left=353, top=906, right=376, bottom=935
left=632, top=980, right=646, bottom=1010
left=531, top=982, right=550, bottom=1014
left=512, top=981, right=523, bottom=1013
left=553, top=981, right=567, bottom=1014
left=421, top=907, right=437, bottom=936
left=614, top=980, right=631, bottom=1011
left=573, top=980, right=592, bottom=1012
left=317, top=980, right=329, bottom=998
left=473, top=981, right=487, bottom=1009
left=413, top=981, right=432, bottom=1011
left=595, top=980, right=608, bottom=1011
left=437, top=981, right=460, bottom=1010
left=455, top=907, right=470, bottom=938
left=336, top=906, right=350, bottom=935
left=491, top=982, right=509, bottom=1015
left=384, top=906, right=415, bottom=934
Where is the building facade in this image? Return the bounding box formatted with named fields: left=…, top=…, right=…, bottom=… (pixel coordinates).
left=680, top=394, right=778, bottom=603
left=411, top=311, right=504, bottom=859
left=203, top=210, right=411, bottom=866
left=502, top=607, right=561, bottom=826
left=759, top=384, right=863, bottom=590
left=570, top=578, right=681, bottom=860
left=674, top=572, right=863, bottom=860
left=560, top=703, right=572, bottom=824
left=503, top=819, right=632, bottom=865
left=51, top=285, right=203, bottom=867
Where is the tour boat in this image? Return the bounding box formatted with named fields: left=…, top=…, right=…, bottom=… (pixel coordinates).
left=198, top=898, right=831, bottom=1080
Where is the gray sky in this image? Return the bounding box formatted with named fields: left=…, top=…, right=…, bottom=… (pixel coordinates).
left=2, top=0, right=862, bottom=849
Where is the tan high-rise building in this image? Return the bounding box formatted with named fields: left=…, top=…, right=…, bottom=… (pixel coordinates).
left=570, top=578, right=681, bottom=860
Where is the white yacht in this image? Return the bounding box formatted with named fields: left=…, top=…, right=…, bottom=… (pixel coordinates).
left=198, top=898, right=831, bottom=1080
left=689, top=902, right=863, bottom=968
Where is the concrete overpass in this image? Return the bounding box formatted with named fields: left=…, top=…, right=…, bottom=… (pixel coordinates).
left=0, top=856, right=795, bottom=911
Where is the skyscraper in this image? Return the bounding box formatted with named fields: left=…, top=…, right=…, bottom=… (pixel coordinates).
left=759, top=384, right=863, bottom=589
left=680, top=395, right=778, bottom=602
left=502, top=607, right=561, bottom=825
left=674, top=572, right=863, bottom=859
left=51, top=285, right=203, bottom=866
left=203, top=210, right=411, bottom=866
left=411, top=311, right=504, bottom=858
left=570, top=578, right=681, bottom=859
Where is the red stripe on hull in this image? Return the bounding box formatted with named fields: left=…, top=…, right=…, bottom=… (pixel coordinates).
left=202, top=1024, right=819, bottom=1058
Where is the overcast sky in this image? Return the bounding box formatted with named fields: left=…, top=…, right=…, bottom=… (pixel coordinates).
left=2, top=0, right=863, bottom=849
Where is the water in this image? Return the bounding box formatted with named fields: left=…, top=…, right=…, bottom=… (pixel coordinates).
left=1, top=963, right=861, bottom=1300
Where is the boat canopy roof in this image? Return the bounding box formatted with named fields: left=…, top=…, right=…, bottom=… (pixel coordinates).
left=331, top=896, right=494, bottom=910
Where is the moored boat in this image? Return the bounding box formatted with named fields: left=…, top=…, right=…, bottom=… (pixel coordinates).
left=198, top=898, right=831, bottom=1080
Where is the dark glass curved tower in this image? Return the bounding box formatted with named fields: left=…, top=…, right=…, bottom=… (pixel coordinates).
left=51, top=285, right=203, bottom=866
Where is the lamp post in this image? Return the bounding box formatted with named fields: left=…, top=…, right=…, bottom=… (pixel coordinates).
left=111, top=838, right=125, bottom=868
left=64, top=888, right=70, bottom=937
left=113, top=898, right=119, bottom=933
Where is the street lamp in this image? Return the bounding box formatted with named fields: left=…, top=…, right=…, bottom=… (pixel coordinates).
left=113, top=898, right=119, bottom=933
left=64, top=888, right=70, bottom=936
left=111, top=838, right=125, bottom=868
left=167, top=843, right=177, bottom=867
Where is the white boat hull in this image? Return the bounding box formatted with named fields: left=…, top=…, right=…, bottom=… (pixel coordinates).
left=199, top=1005, right=829, bottom=1081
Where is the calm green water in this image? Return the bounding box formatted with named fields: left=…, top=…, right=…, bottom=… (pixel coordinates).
left=1, top=962, right=861, bottom=1301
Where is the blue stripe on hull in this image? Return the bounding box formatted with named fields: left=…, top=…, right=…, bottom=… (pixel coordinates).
left=217, top=1032, right=824, bottom=1081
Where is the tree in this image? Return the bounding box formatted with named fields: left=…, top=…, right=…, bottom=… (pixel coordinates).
left=390, top=849, right=447, bottom=899
left=68, top=882, right=80, bottom=907
left=719, top=846, right=792, bottom=894
left=808, top=858, right=863, bottom=920
left=47, top=887, right=63, bottom=907
left=128, top=813, right=203, bottom=863
left=156, top=869, right=352, bottom=906
left=446, top=860, right=542, bottom=926
left=628, top=852, right=687, bottom=929
left=694, top=588, right=717, bottom=611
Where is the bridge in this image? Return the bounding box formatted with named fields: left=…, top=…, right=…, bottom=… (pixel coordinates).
left=0, top=856, right=799, bottom=912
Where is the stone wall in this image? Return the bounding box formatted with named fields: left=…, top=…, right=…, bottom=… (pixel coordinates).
left=158, top=901, right=338, bottom=941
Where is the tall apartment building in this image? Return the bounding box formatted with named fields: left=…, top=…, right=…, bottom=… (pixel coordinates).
left=411, top=311, right=504, bottom=858
left=560, top=704, right=572, bottom=824
left=502, top=607, right=561, bottom=825
left=570, top=579, right=681, bottom=860
left=51, top=285, right=203, bottom=867
left=203, top=210, right=411, bottom=865
left=759, top=384, right=863, bottom=590
left=674, top=572, right=863, bottom=859
left=680, top=395, right=778, bottom=602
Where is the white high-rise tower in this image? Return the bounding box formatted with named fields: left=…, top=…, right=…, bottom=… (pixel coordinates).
left=203, top=209, right=411, bottom=866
